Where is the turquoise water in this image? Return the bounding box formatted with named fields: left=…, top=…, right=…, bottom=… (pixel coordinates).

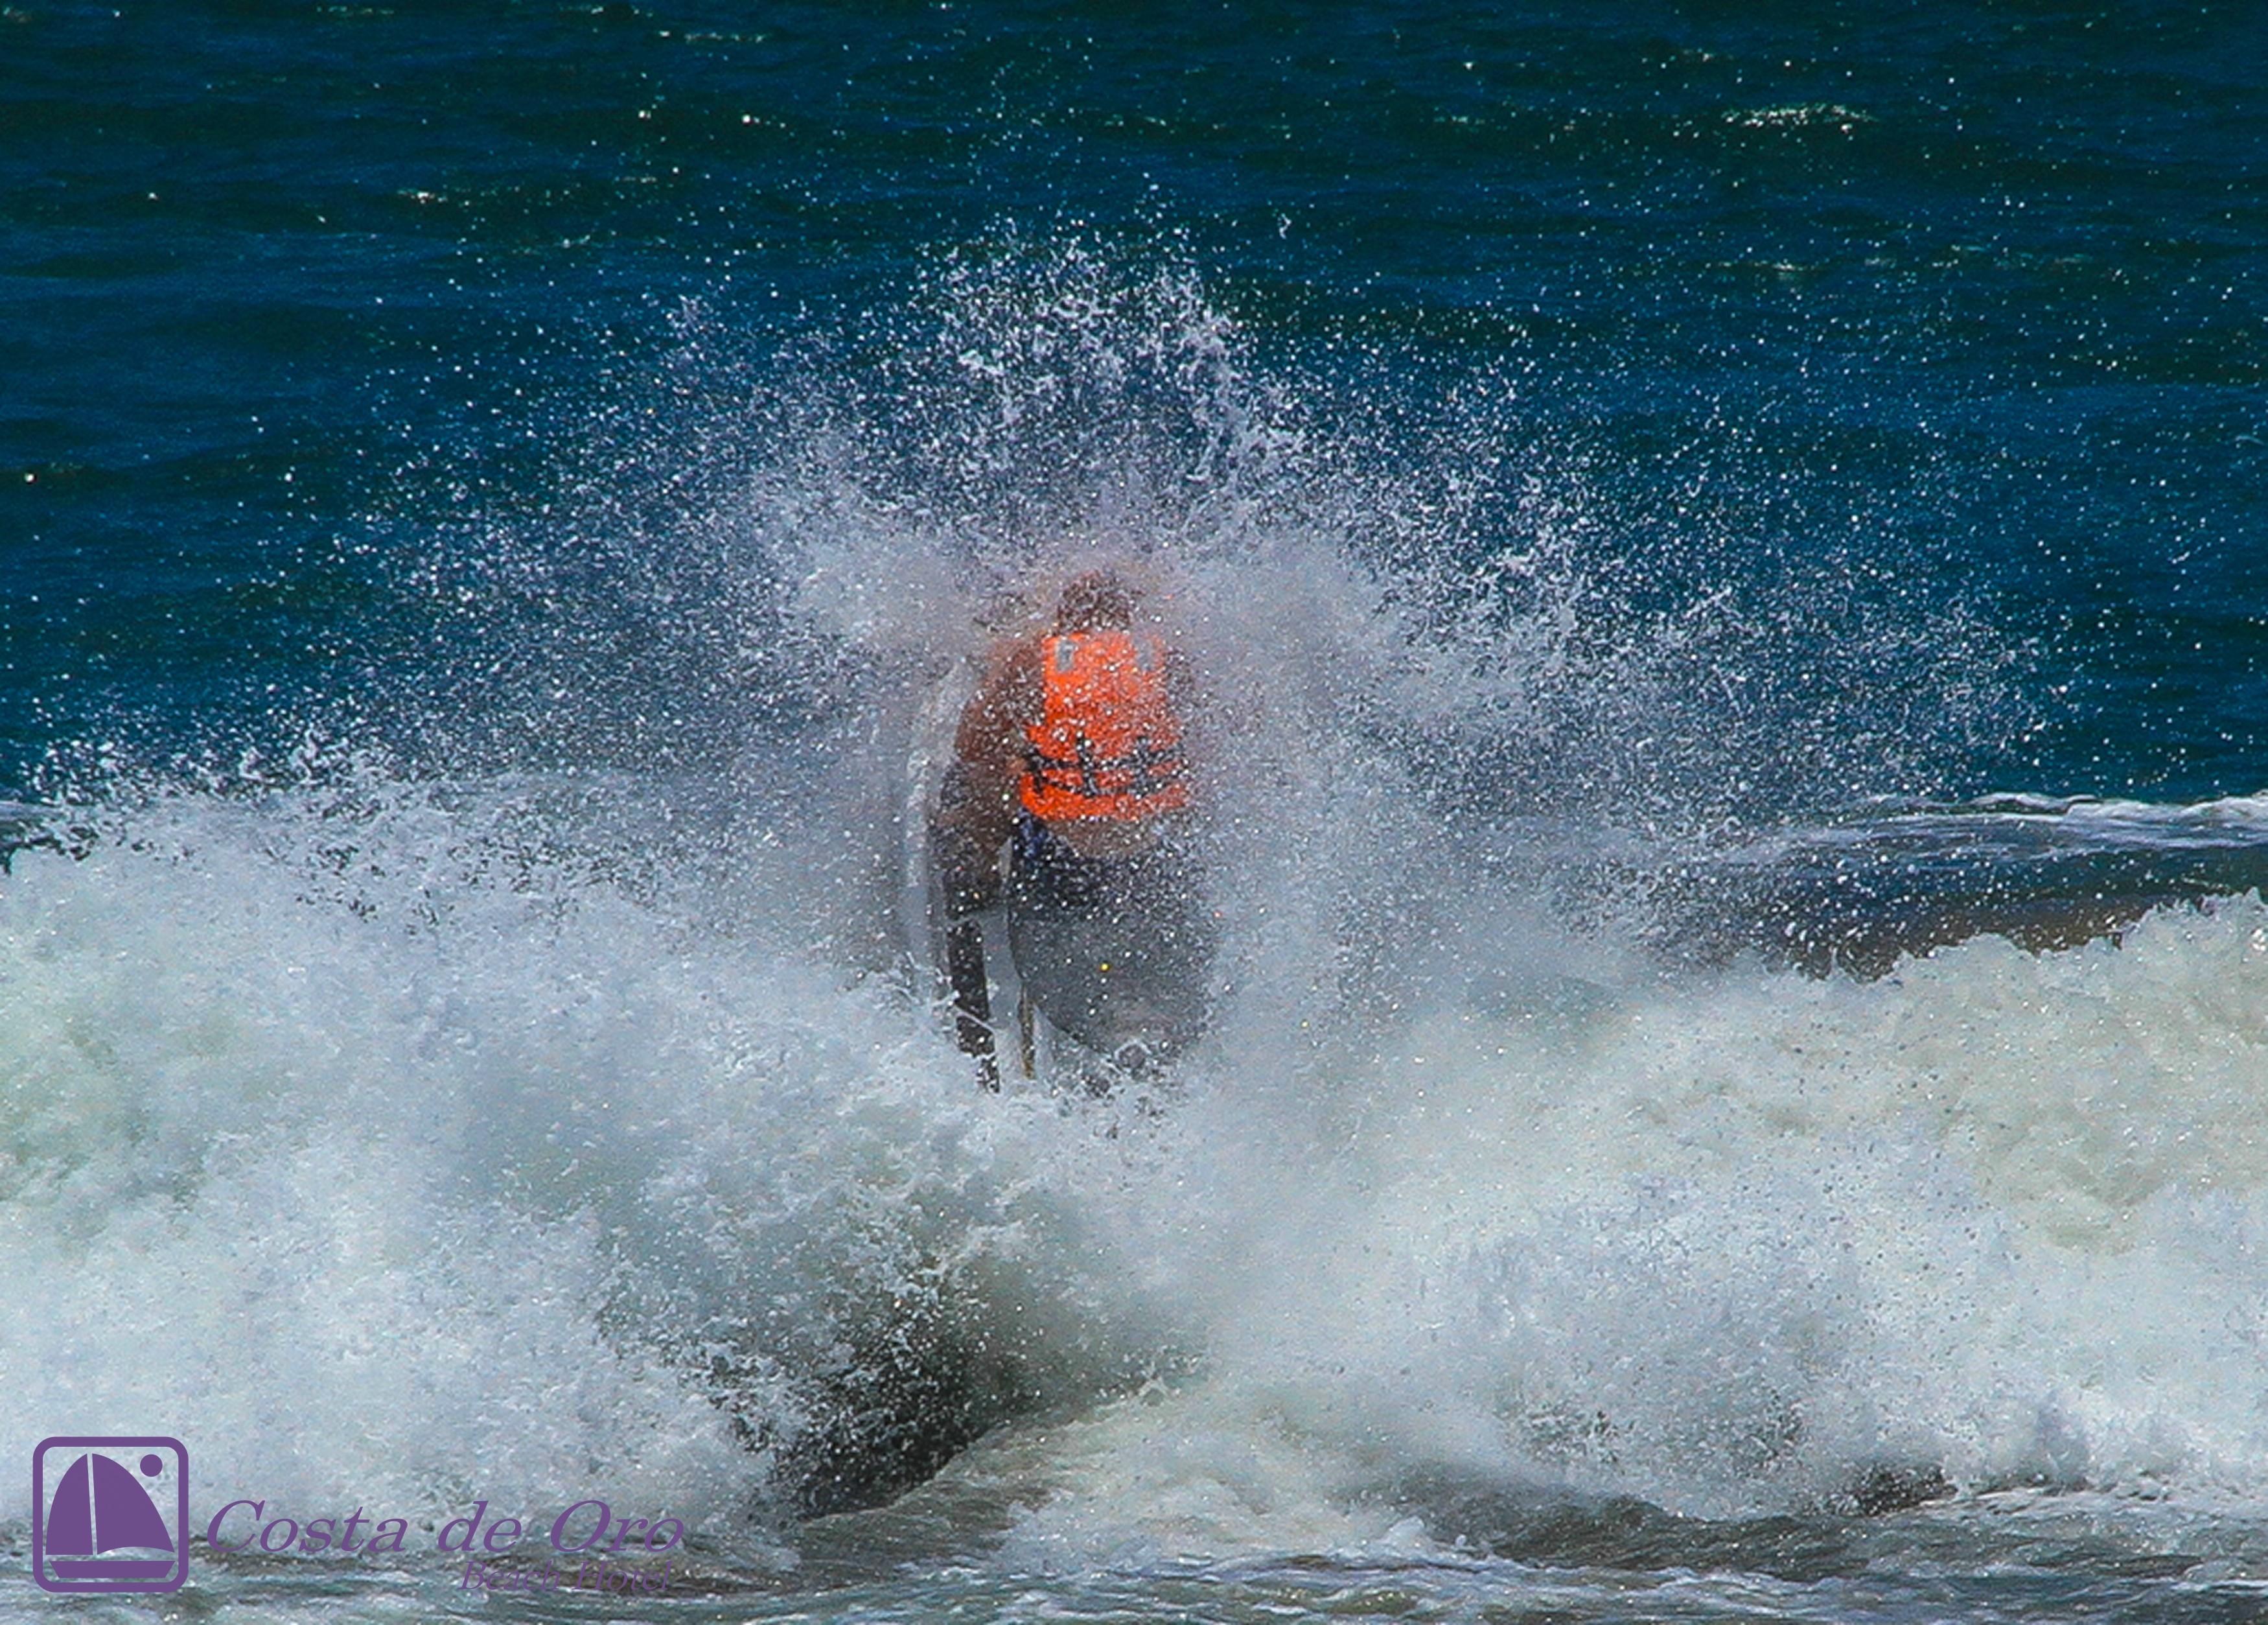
left=7, top=5, right=2268, bottom=1620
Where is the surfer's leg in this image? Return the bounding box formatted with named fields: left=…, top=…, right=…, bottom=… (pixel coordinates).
left=931, top=763, right=1008, bottom=915
left=931, top=764, right=1010, bottom=1088
left=943, top=917, right=998, bottom=1088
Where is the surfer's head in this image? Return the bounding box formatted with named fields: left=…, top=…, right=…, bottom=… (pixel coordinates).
left=1054, top=568, right=1136, bottom=631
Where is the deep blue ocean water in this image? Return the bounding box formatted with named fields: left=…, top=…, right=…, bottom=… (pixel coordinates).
left=10, top=0, right=2268, bottom=806
left=8, top=5, right=2268, bottom=1622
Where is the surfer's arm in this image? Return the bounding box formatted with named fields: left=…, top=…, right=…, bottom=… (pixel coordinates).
left=931, top=641, right=1037, bottom=915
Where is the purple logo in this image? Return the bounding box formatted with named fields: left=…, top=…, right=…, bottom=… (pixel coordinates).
left=30, top=1436, right=189, bottom=1595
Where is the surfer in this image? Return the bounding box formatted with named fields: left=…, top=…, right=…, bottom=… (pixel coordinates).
left=929, top=568, right=1214, bottom=1084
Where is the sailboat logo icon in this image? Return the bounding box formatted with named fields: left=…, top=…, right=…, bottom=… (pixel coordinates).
left=30, top=1436, right=189, bottom=1594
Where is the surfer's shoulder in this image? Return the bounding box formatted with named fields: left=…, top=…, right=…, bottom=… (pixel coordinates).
left=954, top=633, right=1044, bottom=749
left=980, top=633, right=1045, bottom=705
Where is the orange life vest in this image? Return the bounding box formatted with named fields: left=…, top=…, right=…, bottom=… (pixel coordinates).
left=1019, top=631, right=1190, bottom=822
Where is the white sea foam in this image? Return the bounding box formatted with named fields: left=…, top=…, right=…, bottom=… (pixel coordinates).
left=9, top=754, right=2268, bottom=1572
left=0, top=779, right=1188, bottom=1543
